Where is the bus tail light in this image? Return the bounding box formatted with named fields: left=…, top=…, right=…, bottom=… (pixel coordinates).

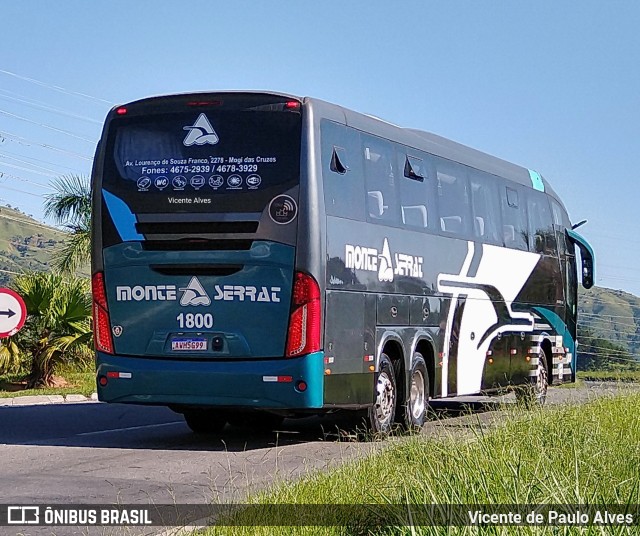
left=285, top=272, right=321, bottom=357
left=92, top=272, right=114, bottom=354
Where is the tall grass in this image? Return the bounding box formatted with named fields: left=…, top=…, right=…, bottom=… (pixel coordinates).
left=201, top=393, right=640, bottom=535
left=578, top=370, right=640, bottom=383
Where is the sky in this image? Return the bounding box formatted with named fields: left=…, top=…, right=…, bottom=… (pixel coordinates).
left=0, top=1, right=638, bottom=296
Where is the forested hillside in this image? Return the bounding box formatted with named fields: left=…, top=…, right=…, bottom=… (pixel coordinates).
left=579, top=286, right=640, bottom=357
left=0, top=205, right=66, bottom=286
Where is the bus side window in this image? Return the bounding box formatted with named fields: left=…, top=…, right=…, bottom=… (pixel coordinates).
left=435, top=159, right=472, bottom=237
left=321, top=121, right=365, bottom=221
left=398, top=151, right=437, bottom=231
left=526, top=190, right=556, bottom=255
left=363, top=134, right=400, bottom=225
left=469, top=170, right=502, bottom=245
left=501, top=185, right=529, bottom=250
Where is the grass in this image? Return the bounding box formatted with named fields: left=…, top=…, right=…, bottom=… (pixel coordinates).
left=0, top=365, right=95, bottom=398
left=578, top=370, right=640, bottom=383
left=200, top=393, right=640, bottom=535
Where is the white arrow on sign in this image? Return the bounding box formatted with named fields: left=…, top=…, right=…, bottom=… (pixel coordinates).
left=0, top=288, right=27, bottom=337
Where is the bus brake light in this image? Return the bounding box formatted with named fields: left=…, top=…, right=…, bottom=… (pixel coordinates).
left=92, top=272, right=114, bottom=354
left=285, top=272, right=321, bottom=357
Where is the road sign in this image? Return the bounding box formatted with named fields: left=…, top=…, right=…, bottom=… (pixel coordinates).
left=0, top=288, right=27, bottom=338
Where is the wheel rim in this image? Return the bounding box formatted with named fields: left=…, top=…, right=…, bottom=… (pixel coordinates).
left=375, top=370, right=395, bottom=426
left=410, top=369, right=426, bottom=420
left=536, top=352, right=548, bottom=403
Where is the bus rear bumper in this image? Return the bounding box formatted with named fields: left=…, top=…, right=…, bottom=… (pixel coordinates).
left=95, top=352, right=325, bottom=409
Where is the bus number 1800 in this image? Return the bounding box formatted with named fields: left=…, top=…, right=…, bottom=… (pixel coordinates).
left=176, top=313, right=214, bottom=329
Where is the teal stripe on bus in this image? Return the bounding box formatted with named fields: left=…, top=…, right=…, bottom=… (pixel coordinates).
left=528, top=169, right=545, bottom=192
left=103, top=190, right=144, bottom=241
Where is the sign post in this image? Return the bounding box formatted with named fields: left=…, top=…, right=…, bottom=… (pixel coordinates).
left=0, top=288, right=27, bottom=338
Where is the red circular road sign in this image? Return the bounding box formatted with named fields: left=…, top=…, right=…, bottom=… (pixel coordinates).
left=0, top=288, right=27, bottom=338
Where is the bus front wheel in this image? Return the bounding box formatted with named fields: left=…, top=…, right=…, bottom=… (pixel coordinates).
left=183, top=409, right=228, bottom=434
left=368, top=353, right=397, bottom=435
left=516, top=349, right=549, bottom=408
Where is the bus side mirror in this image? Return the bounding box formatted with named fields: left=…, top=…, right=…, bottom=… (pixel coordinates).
left=582, top=256, right=594, bottom=289
left=566, top=229, right=595, bottom=289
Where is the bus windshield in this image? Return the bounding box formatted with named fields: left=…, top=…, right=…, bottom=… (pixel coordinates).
left=103, top=106, right=301, bottom=214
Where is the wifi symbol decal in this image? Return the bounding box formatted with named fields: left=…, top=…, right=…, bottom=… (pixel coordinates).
left=269, top=195, right=298, bottom=225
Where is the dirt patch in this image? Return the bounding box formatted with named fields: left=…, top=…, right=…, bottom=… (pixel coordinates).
left=0, top=380, right=26, bottom=392
left=0, top=375, right=71, bottom=391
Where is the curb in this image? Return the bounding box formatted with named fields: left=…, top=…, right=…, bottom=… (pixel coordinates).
left=0, top=392, right=98, bottom=406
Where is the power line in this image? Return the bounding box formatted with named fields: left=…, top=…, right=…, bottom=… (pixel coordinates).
left=580, top=311, right=638, bottom=321
left=0, top=109, right=96, bottom=144
left=0, top=156, right=65, bottom=178
left=0, top=147, right=85, bottom=174
left=0, top=184, right=47, bottom=198
left=578, top=343, right=637, bottom=358
left=0, top=131, right=93, bottom=161
left=0, top=68, right=112, bottom=105
left=0, top=174, right=54, bottom=192
left=579, top=318, right=637, bottom=330
left=0, top=151, right=73, bottom=175
left=0, top=91, right=103, bottom=125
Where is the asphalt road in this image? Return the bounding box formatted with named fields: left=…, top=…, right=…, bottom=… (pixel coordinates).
left=0, top=381, right=636, bottom=535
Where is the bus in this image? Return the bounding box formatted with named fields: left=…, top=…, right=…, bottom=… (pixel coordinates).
left=91, top=91, right=595, bottom=434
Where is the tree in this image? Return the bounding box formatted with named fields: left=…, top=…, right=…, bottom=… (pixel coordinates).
left=44, top=174, right=91, bottom=274
left=10, top=272, right=92, bottom=387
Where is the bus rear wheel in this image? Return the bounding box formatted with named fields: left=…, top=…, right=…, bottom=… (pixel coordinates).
left=368, top=353, right=397, bottom=435
left=183, top=409, right=228, bottom=434
left=406, top=353, right=429, bottom=430
left=516, top=349, right=549, bottom=408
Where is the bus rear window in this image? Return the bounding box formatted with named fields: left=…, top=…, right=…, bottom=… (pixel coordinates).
left=102, top=109, right=301, bottom=213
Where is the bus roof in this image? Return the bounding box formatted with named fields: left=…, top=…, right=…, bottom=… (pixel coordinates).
left=112, top=90, right=566, bottom=210
left=303, top=96, right=564, bottom=208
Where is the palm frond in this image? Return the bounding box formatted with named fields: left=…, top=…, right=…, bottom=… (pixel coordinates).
left=0, top=339, right=24, bottom=374
left=53, top=229, right=91, bottom=274
left=43, top=174, right=92, bottom=225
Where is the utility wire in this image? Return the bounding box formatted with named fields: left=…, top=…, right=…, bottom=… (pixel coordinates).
left=0, top=109, right=96, bottom=144
left=0, top=184, right=47, bottom=198
left=0, top=171, right=55, bottom=191
left=0, top=91, right=103, bottom=124
left=0, top=153, right=78, bottom=176
left=0, top=131, right=93, bottom=161
left=0, top=148, right=86, bottom=174
left=0, top=155, right=68, bottom=178
left=0, top=68, right=112, bottom=105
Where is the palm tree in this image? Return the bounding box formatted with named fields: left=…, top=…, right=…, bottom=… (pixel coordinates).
left=0, top=338, right=22, bottom=375
left=44, top=174, right=91, bottom=274
left=11, top=272, right=92, bottom=388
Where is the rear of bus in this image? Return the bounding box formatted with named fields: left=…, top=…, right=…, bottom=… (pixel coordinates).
left=91, top=92, right=324, bottom=414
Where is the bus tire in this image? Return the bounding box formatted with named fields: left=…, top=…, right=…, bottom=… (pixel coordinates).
left=516, top=349, right=549, bottom=408
left=406, top=353, right=429, bottom=430
left=368, top=353, right=397, bottom=435
left=183, top=410, right=227, bottom=434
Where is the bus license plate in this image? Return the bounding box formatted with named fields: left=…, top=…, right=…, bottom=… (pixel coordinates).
left=171, top=338, right=207, bottom=351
